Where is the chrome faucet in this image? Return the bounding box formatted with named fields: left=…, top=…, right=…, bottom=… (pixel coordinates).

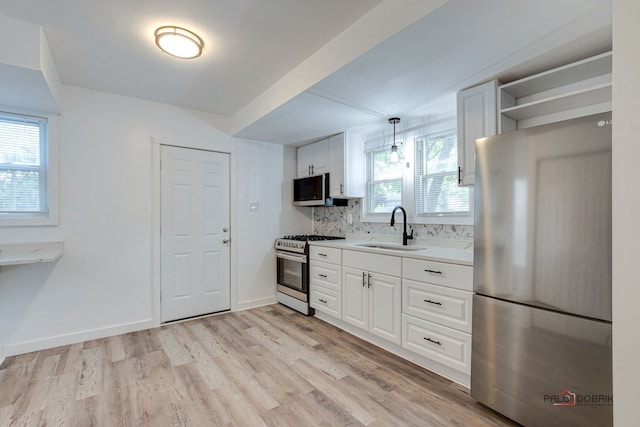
left=390, top=205, right=414, bottom=246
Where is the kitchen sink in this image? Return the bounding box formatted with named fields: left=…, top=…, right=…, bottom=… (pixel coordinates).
left=356, top=243, right=426, bottom=252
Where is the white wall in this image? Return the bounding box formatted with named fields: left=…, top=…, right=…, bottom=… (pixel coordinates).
left=612, top=1, right=640, bottom=425
left=0, top=84, right=297, bottom=356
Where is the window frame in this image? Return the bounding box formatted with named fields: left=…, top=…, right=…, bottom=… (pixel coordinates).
left=362, top=118, right=473, bottom=225
left=414, top=129, right=472, bottom=220
left=0, top=109, right=58, bottom=227
left=364, top=146, right=404, bottom=219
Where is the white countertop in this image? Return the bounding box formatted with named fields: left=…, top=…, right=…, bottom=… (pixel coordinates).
left=309, top=238, right=473, bottom=266
left=0, top=242, right=64, bottom=266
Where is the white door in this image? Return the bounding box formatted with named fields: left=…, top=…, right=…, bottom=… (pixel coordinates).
left=160, top=145, right=230, bottom=322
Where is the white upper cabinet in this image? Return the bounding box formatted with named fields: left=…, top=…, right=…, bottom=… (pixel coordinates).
left=498, top=51, right=612, bottom=132
left=297, top=138, right=330, bottom=177
left=297, top=132, right=364, bottom=198
left=456, top=80, right=498, bottom=187
left=329, top=132, right=364, bottom=198
left=455, top=52, right=612, bottom=188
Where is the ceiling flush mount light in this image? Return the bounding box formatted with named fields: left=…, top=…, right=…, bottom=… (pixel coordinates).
left=388, top=117, right=401, bottom=163
left=155, top=26, right=203, bottom=59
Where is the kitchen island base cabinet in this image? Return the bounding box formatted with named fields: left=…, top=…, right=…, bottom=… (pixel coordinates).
left=342, top=267, right=401, bottom=345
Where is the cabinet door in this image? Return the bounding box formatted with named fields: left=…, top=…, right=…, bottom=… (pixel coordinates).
left=456, top=80, right=497, bottom=186
left=297, top=144, right=314, bottom=177
left=329, top=133, right=345, bottom=197
left=342, top=267, right=368, bottom=330
left=369, top=272, right=402, bottom=345
left=312, top=138, right=330, bottom=175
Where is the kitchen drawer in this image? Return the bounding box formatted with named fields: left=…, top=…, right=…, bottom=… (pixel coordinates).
left=402, top=314, right=471, bottom=375
left=403, top=279, right=472, bottom=333
left=343, top=249, right=401, bottom=276
left=310, top=261, right=341, bottom=292
left=310, top=287, right=341, bottom=318
left=403, top=258, right=473, bottom=291
left=310, top=246, right=342, bottom=264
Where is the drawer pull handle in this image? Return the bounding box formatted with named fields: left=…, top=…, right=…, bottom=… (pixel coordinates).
left=318, top=253, right=327, bottom=257
left=318, top=299, right=327, bottom=304
left=424, top=269, right=443, bottom=275
left=318, top=274, right=327, bottom=278
left=424, top=337, right=442, bottom=346
left=424, top=299, right=442, bottom=306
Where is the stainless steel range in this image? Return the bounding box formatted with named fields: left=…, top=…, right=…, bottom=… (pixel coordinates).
left=275, top=235, right=344, bottom=315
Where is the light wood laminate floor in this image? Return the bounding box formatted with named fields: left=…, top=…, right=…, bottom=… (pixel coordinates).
left=0, top=304, right=517, bottom=426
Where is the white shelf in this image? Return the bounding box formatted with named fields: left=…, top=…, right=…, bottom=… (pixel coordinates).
left=0, top=242, right=64, bottom=266
left=499, top=51, right=612, bottom=98
left=498, top=51, right=612, bottom=132
left=501, top=83, right=612, bottom=121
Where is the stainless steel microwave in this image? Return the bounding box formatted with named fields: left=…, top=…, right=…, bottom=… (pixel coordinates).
left=293, top=173, right=330, bottom=206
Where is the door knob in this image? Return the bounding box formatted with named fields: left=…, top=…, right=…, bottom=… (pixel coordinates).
left=223, top=227, right=229, bottom=232
left=222, top=238, right=230, bottom=244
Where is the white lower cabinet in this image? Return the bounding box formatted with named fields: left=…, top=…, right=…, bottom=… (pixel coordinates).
left=310, top=285, right=341, bottom=318
left=310, top=245, right=473, bottom=386
left=401, top=257, right=473, bottom=377
left=343, top=267, right=402, bottom=345
left=403, top=279, right=472, bottom=333
left=402, top=314, right=471, bottom=375
left=310, top=247, right=342, bottom=318
left=342, top=250, right=402, bottom=345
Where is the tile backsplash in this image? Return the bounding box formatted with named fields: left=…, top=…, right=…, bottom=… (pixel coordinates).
left=313, top=199, right=474, bottom=241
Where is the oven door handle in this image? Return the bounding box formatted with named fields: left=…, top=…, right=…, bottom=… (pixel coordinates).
left=275, top=251, right=308, bottom=263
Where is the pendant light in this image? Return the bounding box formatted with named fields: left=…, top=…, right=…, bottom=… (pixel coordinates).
left=388, top=117, right=401, bottom=163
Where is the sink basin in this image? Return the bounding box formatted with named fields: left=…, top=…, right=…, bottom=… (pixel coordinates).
left=356, top=243, right=426, bottom=252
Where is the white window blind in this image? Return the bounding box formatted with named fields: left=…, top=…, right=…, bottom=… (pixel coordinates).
left=415, top=129, right=470, bottom=215
left=0, top=113, right=49, bottom=218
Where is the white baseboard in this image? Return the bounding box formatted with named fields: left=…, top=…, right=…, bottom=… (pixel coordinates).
left=235, top=295, right=277, bottom=311
left=3, top=319, right=155, bottom=357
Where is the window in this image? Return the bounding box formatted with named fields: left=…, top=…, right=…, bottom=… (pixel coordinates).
left=366, top=147, right=403, bottom=213
left=415, top=130, right=470, bottom=216
left=363, top=118, right=472, bottom=225
left=0, top=112, right=57, bottom=225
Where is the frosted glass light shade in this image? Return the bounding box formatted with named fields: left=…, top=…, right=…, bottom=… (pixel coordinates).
left=155, top=26, right=203, bottom=59
left=389, top=145, right=400, bottom=163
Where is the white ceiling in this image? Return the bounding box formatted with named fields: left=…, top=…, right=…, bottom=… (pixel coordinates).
left=0, top=0, right=612, bottom=144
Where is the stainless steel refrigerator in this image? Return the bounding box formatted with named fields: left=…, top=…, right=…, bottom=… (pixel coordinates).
left=471, top=113, right=613, bottom=427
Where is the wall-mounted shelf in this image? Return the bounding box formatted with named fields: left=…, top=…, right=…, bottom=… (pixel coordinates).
left=0, top=242, right=64, bottom=266
left=499, top=51, right=612, bottom=132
